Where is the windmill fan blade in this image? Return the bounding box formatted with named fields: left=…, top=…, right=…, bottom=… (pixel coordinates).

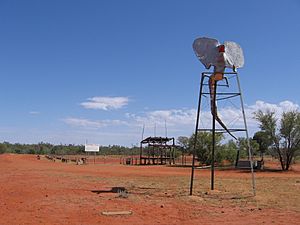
left=193, top=37, right=220, bottom=69
left=224, top=41, right=245, bottom=68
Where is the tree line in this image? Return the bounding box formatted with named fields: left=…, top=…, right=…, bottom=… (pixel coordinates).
left=0, top=142, right=140, bottom=156
left=177, top=109, right=300, bottom=170
left=0, top=109, right=299, bottom=170
left=177, top=133, right=259, bottom=166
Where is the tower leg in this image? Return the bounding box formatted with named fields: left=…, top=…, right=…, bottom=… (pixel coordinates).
left=190, top=73, right=205, bottom=195
left=236, top=74, right=256, bottom=196
left=211, top=79, right=218, bottom=190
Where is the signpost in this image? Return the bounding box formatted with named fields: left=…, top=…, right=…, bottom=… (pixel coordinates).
left=85, top=144, right=100, bottom=152
left=85, top=144, right=99, bottom=164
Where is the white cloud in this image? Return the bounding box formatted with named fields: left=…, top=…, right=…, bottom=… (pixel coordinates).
left=62, top=100, right=299, bottom=145
left=128, top=109, right=197, bottom=127
left=63, top=117, right=128, bottom=129
left=249, top=100, right=299, bottom=113
left=127, top=100, right=299, bottom=132
left=63, top=118, right=104, bottom=128
left=74, top=100, right=300, bottom=130
left=80, top=96, right=129, bottom=110
left=248, top=100, right=299, bottom=120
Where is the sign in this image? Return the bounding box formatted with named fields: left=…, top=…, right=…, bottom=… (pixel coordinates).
left=85, top=144, right=100, bottom=152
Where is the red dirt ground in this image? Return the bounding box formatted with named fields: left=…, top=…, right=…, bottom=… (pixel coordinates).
left=0, top=154, right=299, bottom=225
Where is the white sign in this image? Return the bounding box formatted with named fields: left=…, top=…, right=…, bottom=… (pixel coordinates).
left=85, top=144, right=100, bottom=152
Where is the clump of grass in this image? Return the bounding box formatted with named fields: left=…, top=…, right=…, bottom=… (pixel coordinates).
left=117, top=189, right=129, bottom=198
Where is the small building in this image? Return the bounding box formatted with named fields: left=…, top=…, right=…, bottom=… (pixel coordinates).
left=139, top=136, right=176, bottom=165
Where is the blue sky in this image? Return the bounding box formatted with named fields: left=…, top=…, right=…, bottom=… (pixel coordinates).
left=0, top=0, right=299, bottom=146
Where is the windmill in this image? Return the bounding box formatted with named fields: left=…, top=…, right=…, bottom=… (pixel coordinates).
left=189, top=37, right=256, bottom=195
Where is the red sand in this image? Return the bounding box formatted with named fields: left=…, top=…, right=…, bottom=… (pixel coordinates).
left=0, top=154, right=299, bottom=225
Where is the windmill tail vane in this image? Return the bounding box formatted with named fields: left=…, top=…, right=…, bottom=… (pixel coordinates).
left=193, top=37, right=245, bottom=139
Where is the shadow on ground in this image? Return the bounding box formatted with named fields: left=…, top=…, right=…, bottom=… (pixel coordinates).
left=91, top=186, right=126, bottom=194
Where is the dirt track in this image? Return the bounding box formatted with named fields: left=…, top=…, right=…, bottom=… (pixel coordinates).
left=0, top=154, right=299, bottom=225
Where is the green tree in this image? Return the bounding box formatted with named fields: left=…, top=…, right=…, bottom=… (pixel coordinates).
left=189, top=132, right=223, bottom=165
left=177, top=136, right=189, bottom=151
left=237, top=137, right=259, bottom=157
left=177, top=136, right=190, bottom=165
left=253, top=131, right=272, bottom=160
left=254, top=110, right=300, bottom=170
left=0, top=143, right=7, bottom=154
left=218, top=140, right=238, bottom=164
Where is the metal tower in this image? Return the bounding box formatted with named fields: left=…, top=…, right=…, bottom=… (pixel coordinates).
left=189, top=71, right=256, bottom=196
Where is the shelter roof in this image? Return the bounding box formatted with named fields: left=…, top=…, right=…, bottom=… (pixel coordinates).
left=141, top=136, right=174, bottom=144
